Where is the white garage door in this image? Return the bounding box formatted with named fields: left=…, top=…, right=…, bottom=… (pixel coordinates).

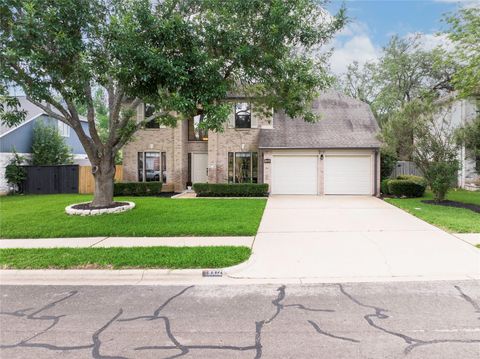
left=324, top=155, right=372, bottom=195
left=272, top=155, right=318, bottom=194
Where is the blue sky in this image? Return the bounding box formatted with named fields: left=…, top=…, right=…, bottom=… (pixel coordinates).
left=326, top=0, right=479, bottom=73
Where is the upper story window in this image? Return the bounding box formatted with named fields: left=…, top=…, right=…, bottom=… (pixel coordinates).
left=235, top=103, right=251, bottom=128
left=188, top=114, right=208, bottom=141
left=144, top=104, right=160, bottom=128
left=58, top=120, right=70, bottom=137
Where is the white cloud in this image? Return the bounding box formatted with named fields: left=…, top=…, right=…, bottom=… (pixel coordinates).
left=404, top=32, right=454, bottom=52
left=328, top=22, right=380, bottom=75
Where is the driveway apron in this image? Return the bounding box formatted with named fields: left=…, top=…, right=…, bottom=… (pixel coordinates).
left=231, top=195, right=480, bottom=281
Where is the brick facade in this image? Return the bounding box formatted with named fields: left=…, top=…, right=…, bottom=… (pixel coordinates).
left=123, top=104, right=273, bottom=192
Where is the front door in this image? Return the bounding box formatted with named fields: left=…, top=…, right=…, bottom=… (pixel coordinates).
left=192, top=153, right=208, bottom=184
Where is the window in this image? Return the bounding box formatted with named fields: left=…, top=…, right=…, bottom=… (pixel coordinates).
left=188, top=114, right=208, bottom=141
left=228, top=152, right=258, bottom=183
left=235, top=103, right=251, bottom=128
left=144, top=104, right=160, bottom=128
left=58, top=120, right=70, bottom=137
left=137, top=152, right=167, bottom=183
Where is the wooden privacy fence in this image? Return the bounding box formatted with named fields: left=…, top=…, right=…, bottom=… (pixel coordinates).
left=391, top=161, right=422, bottom=178
left=78, top=165, right=123, bottom=194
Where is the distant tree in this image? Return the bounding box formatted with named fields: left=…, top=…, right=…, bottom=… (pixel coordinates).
left=31, top=122, right=73, bottom=165
left=410, top=98, right=459, bottom=202
left=0, top=0, right=346, bottom=207
left=5, top=148, right=26, bottom=194
left=341, top=35, right=453, bottom=126
left=456, top=114, right=480, bottom=174
left=444, top=7, right=480, bottom=97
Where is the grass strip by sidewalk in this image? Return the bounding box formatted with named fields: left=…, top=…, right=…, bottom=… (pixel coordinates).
left=0, top=246, right=251, bottom=269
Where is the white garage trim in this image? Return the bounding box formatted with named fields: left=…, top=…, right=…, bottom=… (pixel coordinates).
left=271, top=154, right=318, bottom=194
left=324, top=153, right=373, bottom=195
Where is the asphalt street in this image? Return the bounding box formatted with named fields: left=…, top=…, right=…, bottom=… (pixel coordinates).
left=1, top=280, right=479, bottom=358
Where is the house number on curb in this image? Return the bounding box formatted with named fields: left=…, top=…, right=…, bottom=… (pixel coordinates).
left=202, top=270, right=223, bottom=277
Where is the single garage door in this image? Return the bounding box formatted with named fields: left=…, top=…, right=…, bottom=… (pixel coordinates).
left=324, top=155, right=372, bottom=195
left=272, top=155, right=318, bottom=194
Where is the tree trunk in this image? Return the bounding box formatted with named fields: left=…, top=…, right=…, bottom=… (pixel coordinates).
left=91, top=157, right=116, bottom=207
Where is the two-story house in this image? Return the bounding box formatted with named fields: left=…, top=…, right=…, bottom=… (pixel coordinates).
left=122, top=91, right=382, bottom=195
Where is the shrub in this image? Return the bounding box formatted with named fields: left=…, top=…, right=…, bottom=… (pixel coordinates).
left=423, top=161, right=459, bottom=202
left=381, top=179, right=390, bottom=195
left=193, top=183, right=269, bottom=197
left=396, top=175, right=427, bottom=187
left=31, top=122, right=73, bottom=165
left=388, top=179, right=426, bottom=198
left=5, top=149, right=26, bottom=194
left=380, top=149, right=397, bottom=180
left=114, top=182, right=162, bottom=196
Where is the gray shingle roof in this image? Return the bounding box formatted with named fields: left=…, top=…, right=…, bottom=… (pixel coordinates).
left=259, top=91, right=381, bottom=149
left=0, top=96, right=87, bottom=136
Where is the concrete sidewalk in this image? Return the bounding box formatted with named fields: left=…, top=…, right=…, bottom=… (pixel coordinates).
left=0, top=236, right=254, bottom=248
left=454, top=233, right=480, bottom=247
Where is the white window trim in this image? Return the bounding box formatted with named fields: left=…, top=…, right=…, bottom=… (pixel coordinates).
left=58, top=120, right=70, bottom=137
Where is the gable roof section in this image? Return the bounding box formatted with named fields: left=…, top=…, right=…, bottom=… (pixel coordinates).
left=0, top=96, right=87, bottom=138
left=259, top=91, right=381, bottom=149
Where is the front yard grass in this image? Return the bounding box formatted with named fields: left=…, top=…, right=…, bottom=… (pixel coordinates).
left=385, top=190, right=480, bottom=233
left=0, top=246, right=251, bottom=269
left=0, top=194, right=266, bottom=238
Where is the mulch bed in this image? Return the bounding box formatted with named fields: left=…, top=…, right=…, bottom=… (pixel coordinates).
left=71, top=201, right=130, bottom=211
left=421, top=200, right=480, bottom=214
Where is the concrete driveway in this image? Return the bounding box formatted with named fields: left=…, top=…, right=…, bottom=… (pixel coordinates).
left=230, top=196, right=480, bottom=281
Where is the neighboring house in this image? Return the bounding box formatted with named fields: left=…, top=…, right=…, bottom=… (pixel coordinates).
left=434, top=93, right=479, bottom=189
left=0, top=97, right=90, bottom=194
left=123, top=91, right=381, bottom=195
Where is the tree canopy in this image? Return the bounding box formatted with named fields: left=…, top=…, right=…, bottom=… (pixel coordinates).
left=0, top=0, right=346, bottom=206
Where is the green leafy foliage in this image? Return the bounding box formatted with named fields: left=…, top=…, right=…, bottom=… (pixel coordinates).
left=381, top=179, right=390, bottom=195
left=4, top=149, right=26, bottom=193
left=444, top=7, right=480, bottom=97
left=31, top=122, right=73, bottom=165
left=396, top=175, right=427, bottom=186
left=193, top=183, right=269, bottom=197
left=113, top=182, right=162, bottom=196
left=456, top=114, right=480, bottom=173
left=409, top=98, right=460, bottom=202
left=0, top=0, right=346, bottom=206
left=422, top=162, right=459, bottom=202
left=388, top=178, right=426, bottom=198
left=380, top=148, right=397, bottom=179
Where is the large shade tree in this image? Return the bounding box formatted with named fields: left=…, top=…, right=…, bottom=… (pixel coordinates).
left=0, top=0, right=346, bottom=207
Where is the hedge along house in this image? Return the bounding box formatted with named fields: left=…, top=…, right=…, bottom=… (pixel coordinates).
left=0, top=96, right=90, bottom=194
left=122, top=91, right=381, bottom=195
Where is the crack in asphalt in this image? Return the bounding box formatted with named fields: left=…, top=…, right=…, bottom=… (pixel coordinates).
left=92, top=309, right=126, bottom=359
left=1, top=284, right=479, bottom=358
left=0, top=290, right=94, bottom=352
left=455, top=285, right=480, bottom=319
left=308, top=320, right=360, bottom=343
left=284, top=303, right=335, bottom=312
left=337, top=284, right=480, bottom=355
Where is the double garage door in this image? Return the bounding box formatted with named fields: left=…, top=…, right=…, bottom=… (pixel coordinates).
left=271, top=153, right=373, bottom=195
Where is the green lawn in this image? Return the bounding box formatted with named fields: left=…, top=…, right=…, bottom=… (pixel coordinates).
left=0, top=194, right=266, bottom=238
left=385, top=190, right=480, bottom=233
left=0, top=246, right=251, bottom=269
